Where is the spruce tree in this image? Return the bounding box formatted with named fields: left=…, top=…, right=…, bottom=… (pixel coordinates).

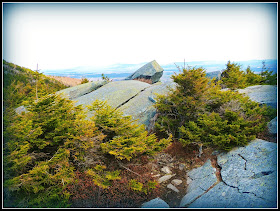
left=4, top=94, right=103, bottom=207
left=221, top=61, right=247, bottom=89
left=88, top=100, right=171, bottom=161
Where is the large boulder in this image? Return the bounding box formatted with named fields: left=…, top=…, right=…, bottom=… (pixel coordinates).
left=237, top=85, right=277, bottom=108
left=180, top=139, right=277, bottom=208
left=125, top=60, right=164, bottom=84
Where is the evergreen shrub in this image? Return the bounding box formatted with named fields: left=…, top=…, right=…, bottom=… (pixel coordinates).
left=155, top=65, right=273, bottom=151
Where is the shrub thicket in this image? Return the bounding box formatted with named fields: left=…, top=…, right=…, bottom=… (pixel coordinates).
left=3, top=94, right=102, bottom=207
left=88, top=100, right=172, bottom=161
left=4, top=95, right=170, bottom=207
left=155, top=65, right=274, bottom=151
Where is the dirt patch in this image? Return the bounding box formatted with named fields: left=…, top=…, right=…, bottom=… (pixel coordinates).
left=47, top=75, right=83, bottom=87
left=148, top=142, right=215, bottom=208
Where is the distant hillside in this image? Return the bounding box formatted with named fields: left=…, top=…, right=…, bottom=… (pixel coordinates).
left=3, top=60, right=68, bottom=109
left=47, top=75, right=83, bottom=87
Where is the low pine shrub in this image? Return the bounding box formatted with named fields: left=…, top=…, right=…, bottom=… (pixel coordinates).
left=155, top=65, right=273, bottom=151
left=88, top=100, right=172, bottom=161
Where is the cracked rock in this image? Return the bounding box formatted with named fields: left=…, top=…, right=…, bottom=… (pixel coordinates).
left=180, top=139, right=277, bottom=208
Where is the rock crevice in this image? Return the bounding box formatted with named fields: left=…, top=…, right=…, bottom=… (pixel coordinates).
left=180, top=139, right=277, bottom=208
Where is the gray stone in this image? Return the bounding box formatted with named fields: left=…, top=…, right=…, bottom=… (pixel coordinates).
left=158, top=174, right=176, bottom=183
left=267, top=117, right=277, bottom=135
left=167, top=183, right=180, bottom=193
left=56, top=80, right=108, bottom=100
left=171, top=179, right=183, bottom=186
left=117, top=81, right=176, bottom=129
left=141, top=197, right=170, bottom=208
left=74, top=80, right=151, bottom=118
left=15, top=105, right=28, bottom=115
left=161, top=166, right=172, bottom=174
left=180, top=139, right=277, bottom=208
left=125, top=60, right=164, bottom=84
left=179, top=163, right=186, bottom=171
left=180, top=186, right=205, bottom=207
left=206, top=70, right=221, bottom=80
left=187, top=182, right=271, bottom=208
left=237, top=85, right=277, bottom=108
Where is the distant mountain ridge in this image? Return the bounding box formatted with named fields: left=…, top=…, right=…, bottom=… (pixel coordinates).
left=42, top=59, right=277, bottom=81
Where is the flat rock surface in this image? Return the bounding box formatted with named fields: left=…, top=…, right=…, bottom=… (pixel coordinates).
left=180, top=139, right=277, bottom=208
left=56, top=80, right=108, bottom=100
left=237, top=85, right=277, bottom=108
left=73, top=80, right=151, bottom=116
left=118, top=81, right=176, bottom=128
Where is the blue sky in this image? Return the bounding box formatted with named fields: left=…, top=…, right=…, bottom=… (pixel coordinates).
left=3, top=2, right=277, bottom=71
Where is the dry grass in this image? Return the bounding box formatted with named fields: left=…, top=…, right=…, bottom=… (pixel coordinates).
left=46, top=75, right=83, bottom=87
left=133, top=78, right=153, bottom=84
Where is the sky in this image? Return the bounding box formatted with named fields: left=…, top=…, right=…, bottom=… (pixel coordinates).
left=2, top=2, right=278, bottom=72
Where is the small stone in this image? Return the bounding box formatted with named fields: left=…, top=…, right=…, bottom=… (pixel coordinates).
left=186, top=176, right=192, bottom=185
left=167, top=183, right=180, bottom=193
left=179, top=163, right=186, bottom=171
left=158, top=174, right=176, bottom=183
left=161, top=166, right=172, bottom=174
left=142, top=197, right=170, bottom=208
left=172, top=179, right=183, bottom=186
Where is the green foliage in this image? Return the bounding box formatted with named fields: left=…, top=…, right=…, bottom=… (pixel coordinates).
left=88, top=100, right=172, bottom=161
left=260, top=60, right=277, bottom=85
left=101, top=73, right=111, bottom=82
left=155, top=65, right=272, bottom=151
left=86, top=165, right=121, bottom=189
left=220, top=60, right=277, bottom=89
left=3, top=60, right=68, bottom=109
left=4, top=94, right=103, bottom=207
left=221, top=61, right=247, bottom=89
left=245, top=66, right=263, bottom=85
left=81, top=77, right=89, bottom=84
left=129, top=179, right=157, bottom=194
left=3, top=60, right=170, bottom=208
left=155, top=66, right=211, bottom=137
left=129, top=179, right=144, bottom=192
